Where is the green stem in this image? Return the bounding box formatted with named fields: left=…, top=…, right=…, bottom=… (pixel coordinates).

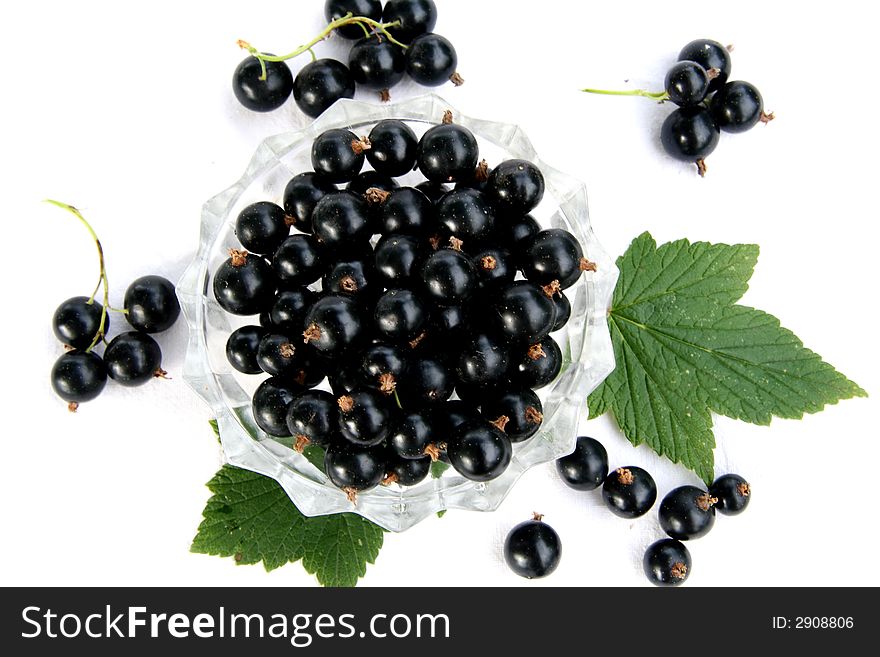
left=45, top=199, right=114, bottom=352
left=239, top=13, right=407, bottom=81
left=392, top=388, right=403, bottom=410
left=581, top=87, right=669, bottom=102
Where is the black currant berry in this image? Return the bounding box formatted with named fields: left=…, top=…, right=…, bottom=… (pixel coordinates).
left=398, top=356, right=454, bottom=406
left=232, top=55, right=293, bottom=112
left=124, top=275, right=180, bottom=334
left=379, top=188, right=434, bottom=236
left=234, top=201, right=289, bottom=256
left=367, top=120, right=419, bottom=178
left=385, top=454, right=431, bottom=486
left=414, top=180, right=449, bottom=202
left=349, top=35, right=406, bottom=97
left=420, top=248, right=478, bottom=305
left=665, top=61, right=711, bottom=107
left=659, top=485, right=717, bottom=540
left=303, top=295, right=365, bottom=357
left=325, top=0, right=382, bottom=39
left=521, top=229, right=590, bottom=290
left=347, top=170, right=399, bottom=197
left=678, top=39, right=731, bottom=93
left=644, top=539, right=691, bottom=587
left=337, top=388, right=392, bottom=447
left=456, top=332, right=510, bottom=386
left=710, top=474, right=751, bottom=516
left=51, top=350, right=107, bottom=410
left=710, top=81, right=768, bottom=133
left=293, top=58, right=355, bottom=118
left=311, top=129, right=367, bottom=184
left=435, top=188, right=496, bottom=245
left=273, top=234, right=326, bottom=286
left=482, top=388, right=543, bottom=443
left=660, top=105, right=720, bottom=174
left=428, top=303, right=468, bottom=337
left=329, top=362, right=362, bottom=396
left=52, top=297, right=104, bottom=350
left=447, top=419, right=512, bottom=482
left=382, top=0, right=437, bottom=43
left=374, top=289, right=430, bottom=344
left=436, top=399, right=479, bottom=435
left=602, top=466, right=657, bottom=518
left=269, top=287, right=317, bottom=334
left=323, top=253, right=376, bottom=299
left=474, top=246, right=516, bottom=289
left=417, top=122, right=479, bottom=183
left=556, top=436, right=608, bottom=491
left=282, top=172, right=337, bottom=234
left=406, top=33, right=459, bottom=86
left=213, top=250, right=276, bottom=316
left=495, top=213, right=541, bottom=254
left=286, top=389, right=338, bottom=450
left=509, top=337, right=562, bottom=389
left=549, top=291, right=571, bottom=331
left=252, top=377, right=302, bottom=437
left=388, top=411, right=434, bottom=459
left=104, top=331, right=162, bottom=386
left=375, top=234, right=426, bottom=287
left=311, top=191, right=373, bottom=249
left=504, top=514, right=562, bottom=579
left=360, top=342, right=408, bottom=394
left=493, top=281, right=557, bottom=345
left=324, top=442, right=387, bottom=499
left=486, top=159, right=545, bottom=215
left=257, top=334, right=300, bottom=377
left=226, top=325, right=268, bottom=374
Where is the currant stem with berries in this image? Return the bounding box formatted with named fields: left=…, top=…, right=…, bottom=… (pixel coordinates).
left=238, top=12, right=408, bottom=82
left=44, top=199, right=125, bottom=352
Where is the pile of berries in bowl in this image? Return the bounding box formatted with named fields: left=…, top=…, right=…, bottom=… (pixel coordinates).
left=178, top=94, right=617, bottom=531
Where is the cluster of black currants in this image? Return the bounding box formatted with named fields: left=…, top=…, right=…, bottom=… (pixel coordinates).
left=213, top=111, right=595, bottom=502
left=233, top=0, right=462, bottom=118
left=48, top=201, right=180, bottom=412
left=555, top=435, right=751, bottom=585
left=583, top=38, right=774, bottom=176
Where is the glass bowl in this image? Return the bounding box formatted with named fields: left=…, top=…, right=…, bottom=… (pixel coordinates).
left=177, top=94, right=618, bottom=532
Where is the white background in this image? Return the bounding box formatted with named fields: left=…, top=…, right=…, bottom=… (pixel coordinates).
left=2, top=0, right=878, bottom=587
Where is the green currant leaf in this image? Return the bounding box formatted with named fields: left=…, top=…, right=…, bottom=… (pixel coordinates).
left=589, top=232, right=867, bottom=483
left=191, top=465, right=384, bottom=586
left=430, top=460, right=450, bottom=478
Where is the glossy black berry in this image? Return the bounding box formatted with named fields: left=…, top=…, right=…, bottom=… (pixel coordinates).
left=124, top=275, right=180, bottom=334
left=710, top=474, right=751, bottom=515
left=282, top=172, right=337, bottom=234
left=456, top=332, right=510, bottom=386
left=659, top=485, right=717, bottom=540
left=486, top=159, right=545, bottom=215
left=303, top=294, right=365, bottom=357
left=252, top=377, right=302, bottom=437
left=52, top=297, right=104, bottom=350
left=665, top=61, right=711, bottom=107
left=398, top=356, right=453, bottom=406
left=388, top=411, right=434, bottom=458
left=435, top=188, right=495, bottom=245
left=382, top=0, right=437, bottom=43
left=473, top=246, right=515, bottom=289
left=226, top=325, right=268, bottom=374
left=325, top=0, right=382, bottom=39
left=406, top=33, right=458, bottom=86
left=556, top=436, right=608, bottom=491
left=504, top=515, right=562, bottom=579
left=257, top=334, right=301, bottom=377
left=417, top=122, right=479, bottom=183
left=213, top=251, right=276, bottom=316
left=323, top=253, right=376, bottom=298
left=420, top=248, right=478, bottom=305
left=644, top=538, right=692, bottom=587
left=337, top=388, right=392, bottom=447
left=509, top=336, right=562, bottom=389
left=286, top=389, right=338, bottom=448
left=374, top=288, right=429, bottom=344
left=385, top=454, right=431, bottom=486
left=436, top=399, right=479, bottom=435
left=104, top=331, right=162, bottom=386
left=272, top=235, right=324, bottom=287
left=375, top=234, right=425, bottom=288
left=234, top=201, right=288, bottom=256
left=710, top=81, right=766, bottom=133
left=346, top=170, right=399, bottom=197
left=51, top=350, right=107, bottom=407
left=482, top=388, right=543, bottom=443
left=429, top=303, right=468, bottom=337
left=660, top=106, right=720, bottom=165
left=324, top=442, right=387, bottom=495
left=522, top=229, right=588, bottom=290
left=293, top=58, right=355, bottom=118
left=496, top=213, right=541, bottom=254
left=678, top=39, right=731, bottom=93
left=349, top=35, right=406, bottom=94
left=269, top=288, right=317, bottom=334
left=493, top=281, right=557, bottom=345
left=311, top=191, right=373, bottom=249
left=379, top=187, right=434, bottom=235
left=414, top=181, right=449, bottom=202
left=232, top=55, right=293, bottom=112
left=284, top=344, right=329, bottom=389
left=360, top=343, right=408, bottom=394
left=362, top=121, right=417, bottom=178
left=311, top=129, right=366, bottom=184
left=329, top=362, right=362, bottom=396
left=549, top=291, right=571, bottom=332
left=602, top=466, right=657, bottom=518
left=447, top=419, right=512, bottom=482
